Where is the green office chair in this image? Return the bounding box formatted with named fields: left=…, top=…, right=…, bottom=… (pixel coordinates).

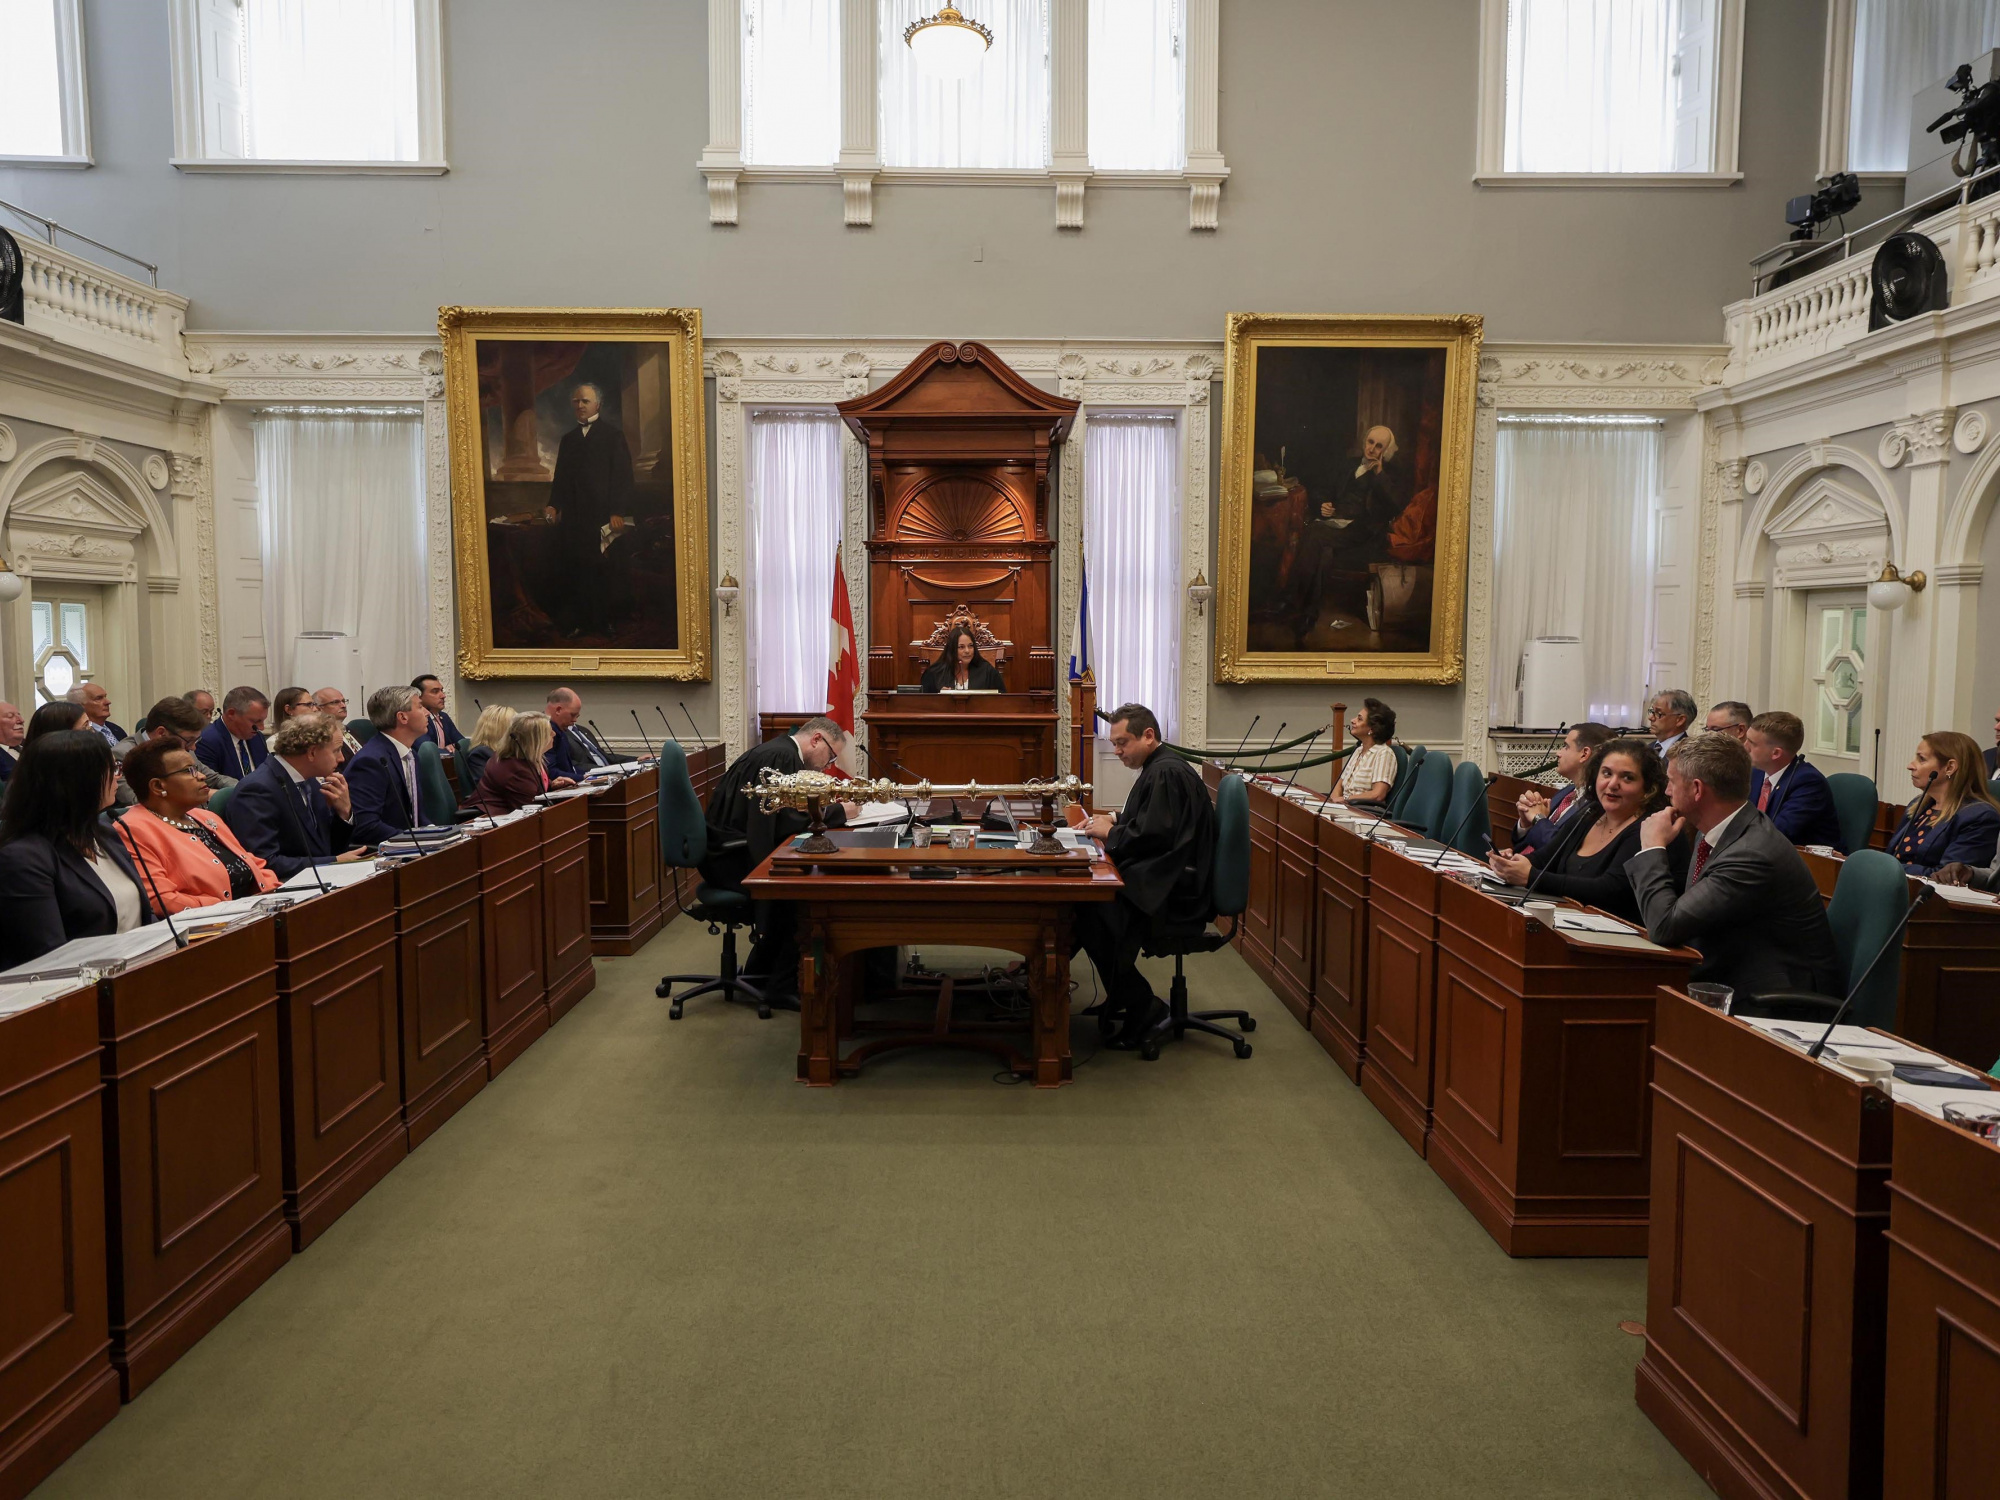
left=206, top=783, right=234, bottom=818
left=1395, top=751, right=1452, bottom=836
left=1386, top=745, right=1427, bottom=821
left=1135, top=772, right=1254, bottom=1061
left=653, top=742, right=775, bottom=1019
left=1439, top=760, right=1492, bottom=855
left=1827, top=772, right=1879, bottom=855
left=1735, top=849, right=1909, bottom=1029
left=414, top=740, right=461, bottom=825
left=346, top=717, right=377, bottom=746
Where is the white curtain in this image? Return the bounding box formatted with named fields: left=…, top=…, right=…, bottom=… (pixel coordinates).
left=1504, top=0, right=1678, bottom=173
left=0, top=0, right=63, bottom=156
left=1488, top=416, right=1659, bottom=728
left=1084, top=413, right=1180, bottom=740
left=744, top=0, right=842, bottom=165
left=1088, top=0, right=1183, bottom=170
left=255, top=409, right=428, bottom=701
left=1850, top=0, right=2000, bottom=172
left=880, top=0, right=1049, bottom=168
left=243, top=0, right=419, bottom=161
left=747, top=410, right=844, bottom=715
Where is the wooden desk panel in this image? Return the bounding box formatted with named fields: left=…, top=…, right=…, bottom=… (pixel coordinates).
left=1271, top=798, right=1319, bottom=1029
left=271, top=875, right=405, bottom=1250
left=0, top=988, right=118, bottom=1500
left=586, top=767, right=664, bottom=956
left=1241, top=781, right=1279, bottom=985
left=474, top=818, right=550, bottom=1076
left=1883, top=1100, right=2000, bottom=1500
left=1311, top=818, right=1371, bottom=1081
left=1361, top=846, right=1443, bottom=1156
left=540, top=798, right=597, bottom=1022
left=863, top=692, right=1057, bottom=785
left=1638, top=993, right=1892, bottom=1500
left=99, top=924, right=291, bottom=1400
left=393, top=842, right=486, bottom=1149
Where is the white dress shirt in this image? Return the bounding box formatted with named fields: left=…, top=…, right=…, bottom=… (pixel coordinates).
left=390, top=736, right=420, bottom=820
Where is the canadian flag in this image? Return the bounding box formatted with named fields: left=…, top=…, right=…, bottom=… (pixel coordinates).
left=825, top=548, right=859, bottom=734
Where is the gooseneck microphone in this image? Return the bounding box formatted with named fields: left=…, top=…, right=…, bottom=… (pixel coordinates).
left=1518, top=796, right=1602, bottom=899
left=108, top=810, right=188, bottom=949
left=585, top=719, right=620, bottom=767
left=1253, top=723, right=1288, bottom=773
left=631, top=709, right=658, bottom=760
left=678, top=703, right=709, bottom=752
left=1426, top=771, right=1500, bottom=866
left=1279, top=729, right=1325, bottom=800
left=1228, top=714, right=1260, bottom=768
left=1805, top=885, right=1933, bottom=1060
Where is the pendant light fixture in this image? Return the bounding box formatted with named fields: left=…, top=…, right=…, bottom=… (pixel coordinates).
left=905, top=5, right=992, bottom=80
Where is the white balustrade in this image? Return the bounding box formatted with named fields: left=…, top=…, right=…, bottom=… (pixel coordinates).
left=14, top=236, right=193, bottom=382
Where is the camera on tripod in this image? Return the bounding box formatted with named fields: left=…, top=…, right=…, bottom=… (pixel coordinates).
left=1784, top=173, right=1861, bottom=241
left=1928, top=61, right=2000, bottom=198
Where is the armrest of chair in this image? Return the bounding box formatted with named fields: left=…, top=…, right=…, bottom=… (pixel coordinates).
left=1727, top=990, right=1843, bottom=1023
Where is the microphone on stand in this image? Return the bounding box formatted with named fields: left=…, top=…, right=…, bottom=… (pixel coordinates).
left=631, top=709, right=658, bottom=761
left=1805, top=886, right=1934, bottom=1060
left=1516, top=797, right=1601, bottom=899
left=1252, top=722, right=1288, bottom=776
left=1278, top=728, right=1325, bottom=801
left=585, top=719, right=620, bottom=768
left=1226, top=714, right=1260, bottom=768
left=678, top=703, right=709, bottom=752
left=107, top=810, right=188, bottom=949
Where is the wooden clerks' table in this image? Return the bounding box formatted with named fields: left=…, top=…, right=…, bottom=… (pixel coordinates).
left=743, top=839, right=1122, bottom=1088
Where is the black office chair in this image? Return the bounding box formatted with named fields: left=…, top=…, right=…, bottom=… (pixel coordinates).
left=653, top=743, right=775, bottom=1020
left=1133, top=772, right=1255, bottom=1062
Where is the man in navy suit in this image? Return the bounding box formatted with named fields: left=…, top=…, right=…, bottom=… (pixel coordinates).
left=71, top=681, right=126, bottom=748
left=0, top=700, right=20, bottom=783
left=413, top=674, right=463, bottom=754
left=195, top=686, right=270, bottom=780
left=345, top=684, right=431, bottom=846
left=543, top=686, right=629, bottom=782
left=223, top=714, right=368, bottom=879
left=1512, top=723, right=1613, bottom=855
left=1745, top=710, right=1845, bottom=851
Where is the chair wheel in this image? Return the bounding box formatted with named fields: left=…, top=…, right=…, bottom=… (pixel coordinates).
left=757, top=1005, right=772, bottom=1020
left=1239, top=1016, right=1257, bottom=1032
left=1140, top=1038, right=1161, bottom=1061
left=1234, top=1040, right=1253, bottom=1059
left=656, top=981, right=671, bottom=998
left=668, top=1002, right=684, bottom=1020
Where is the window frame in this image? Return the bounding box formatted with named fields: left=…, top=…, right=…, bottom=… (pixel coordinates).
left=701, top=0, right=1226, bottom=229
left=0, top=0, right=93, bottom=168
left=167, top=0, right=449, bottom=175
left=1816, top=0, right=1987, bottom=188
left=1473, top=0, right=1746, bottom=187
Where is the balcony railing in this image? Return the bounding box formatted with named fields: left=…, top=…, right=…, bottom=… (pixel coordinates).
left=3, top=200, right=191, bottom=382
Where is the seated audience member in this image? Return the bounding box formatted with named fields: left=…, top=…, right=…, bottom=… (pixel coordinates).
left=469, top=713, right=571, bottom=815
left=1625, top=734, right=1840, bottom=999
left=26, top=700, right=88, bottom=743
left=1076, top=704, right=1217, bottom=1048
left=919, top=624, right=1006, bottom=692
left=312, top=688, right=363, bottom=766
left=68, top=681, right=126, bottom=748
left=0, top=700, right=21, bottom=783
left=702, top=716, right=857, bottom=1006
left=223, top=713, right=367, bottom=880
left=0, top=731, right=152, bottom=969
left=544, top=687, right=629, bottom=781
left=1645, top=689, right=1696, bottom=757
left=270, top=686, right=315, bottom=723
left=345, top=685, right=432, bottom=846
left=195, top=686, right=271, bottom=780
left=113, top=697, right=235, bottom=806
left=1886, top=730, right=2000, bottom=875
left=1488, top=736, right=1672, bottom=923
left=183, top=688, right=217, bottom=722
left=1512, top=722, right=1613, bottom=854
left=1744, top=711, right=1844, bottom=851
left=413, top=675, right=463, bottom=752
left=1324, top=698, right=1398, bottom=808
left=113, top=739, right=280, bottom=912
left=1704, top=700, right=1752, bottom=742
left=461, top=706, right=516, bottom=791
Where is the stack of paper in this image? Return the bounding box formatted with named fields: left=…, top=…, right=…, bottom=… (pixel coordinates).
left=0, top=926, right=180, bottom=980
left=1928, top=881, right=1999, bottom=908
left=1552, top=911, right=1635, bottom=936
left=279, top=859, right=385, bottom=891
left=0, top=976, right=97, bottom=1017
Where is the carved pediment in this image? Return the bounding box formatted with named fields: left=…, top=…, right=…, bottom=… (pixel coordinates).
left=837, top=341, right=1079, bottom=438
left=1766, top=474, right=1889, bottom=589
left=1766, top=474, right=1885, bottom=543
left=6, top=467, right=150, bottom=537
left=895, top=475, right=1028, bottom=543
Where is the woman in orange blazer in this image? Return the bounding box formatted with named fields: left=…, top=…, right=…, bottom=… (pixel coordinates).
left=116, top=738, right=279, bottom=912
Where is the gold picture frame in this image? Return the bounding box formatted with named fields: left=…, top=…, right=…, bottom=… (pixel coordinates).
left=441, top=305, right=711, bottom=680
left=1214, top=312, right=1482, bottom=684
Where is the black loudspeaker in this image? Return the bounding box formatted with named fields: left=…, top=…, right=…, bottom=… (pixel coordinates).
left=1869, top=232, right=1949, bottom=330
left=0, top=228, right=23, bottom=325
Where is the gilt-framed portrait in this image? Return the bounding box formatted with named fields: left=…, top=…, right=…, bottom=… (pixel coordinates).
left=441, top=306, right=710, bottom=680
left=1215, top=313, right=1481, bottom=684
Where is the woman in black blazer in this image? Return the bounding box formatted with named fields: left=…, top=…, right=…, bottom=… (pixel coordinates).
left=0, top=730, right=153, bottom=970
left=468, top=712, right=571, bottom=816
left=1486, top=737, right=1679, bottom=924
left=920, top=624, right=1005, bottom=692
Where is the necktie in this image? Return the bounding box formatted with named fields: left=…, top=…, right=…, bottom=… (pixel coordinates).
left=403, top=754, right=419, bottom=824
left=1691, top=839, right=1712, bottom=884
left=236, top=737, right=250, bottom=777
left=1757, top=779, right=1772, bottom=813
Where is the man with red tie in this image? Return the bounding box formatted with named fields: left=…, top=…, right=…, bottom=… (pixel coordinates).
left=1745, top=710, right=1845, bottom=851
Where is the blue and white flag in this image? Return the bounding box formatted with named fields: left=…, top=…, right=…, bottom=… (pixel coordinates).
left=1068, top=560, right=1091, bottom=682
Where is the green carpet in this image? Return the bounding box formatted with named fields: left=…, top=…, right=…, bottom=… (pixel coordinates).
left=37, top=923, right=1706, bottom=1499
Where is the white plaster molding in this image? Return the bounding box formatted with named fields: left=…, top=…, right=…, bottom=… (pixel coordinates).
left=1464, top=365, right=1499, bottom=752
left=1733, top=580, right=1767, bottom=598
left=1880, top=408, right=1955, bottom=469
left=183, top=334, right=444, bottom=400
left=1693, top=447, right=1731, bottom=705
left=1478, top=347, right=1728, bottom=409
left=0, top=423, right=14, bottom=463
left=0, top=434, right=180, bottom=584
left=142, top=452, right=170, bottom=489
left=423, top=397, right=455, bottom=684
left=1932, top=562, right=1984, bottom=587
left=1954, top=408, right=1989, bottom=455
left=1743, top=458, right=1766, bottom=494
left=1736, top=442, right=1906, bottom=584
left=172, top=449, right=219, bottom=693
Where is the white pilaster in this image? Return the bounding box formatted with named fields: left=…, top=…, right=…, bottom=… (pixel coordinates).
left=1182, top=0, right=1227, bottom=230
left=1049, top=0, right=1090, bottom=230
left=701, top=0, right=745, bottom=225
left=838, top=0, right=880, bottom=226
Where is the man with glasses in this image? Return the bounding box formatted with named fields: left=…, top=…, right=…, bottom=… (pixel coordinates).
left=1703, top=700, right=1753, bottom=742
left=312, top=688, right=363, bottom=766
left=113, top=696, right=234, bottom=807
left=1646, top=689, right=1697, bottom=758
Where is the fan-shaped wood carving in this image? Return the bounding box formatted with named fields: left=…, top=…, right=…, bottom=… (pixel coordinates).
left=896, top=476, right=1027, bottom=542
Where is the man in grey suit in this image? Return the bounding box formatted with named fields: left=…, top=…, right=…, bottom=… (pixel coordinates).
left=1626, top=733, right=1840, bottom=999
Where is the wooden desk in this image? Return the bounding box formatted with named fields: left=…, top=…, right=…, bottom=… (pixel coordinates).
left=539, top=798, right=596, bottom=1021
left=861, top=691, right=1057, bottom=784
left=473, top=817, right=549, bottom=1076
left=1311, top=816, right=1372, bottom=1081
left=1269, top=796, right=1319, bottom=1029
left=586, top=767, right=665, bottom=955
left=743, top=843, right=1122, bottom=1088
left=1361, top=842, right=1445, bottom=1156
left=1428, top=881, right=1696, bottom=1256
left=1638, top=992, right=1892, bottom=1500
left=98, top=923, right=291, bottom=1400
left=0, top=987, right=118, bottom=1500
left=1884, top=1098, right=2000, bottom=1500
left=1238, top=780, right=1280, bottom=987
left=270, top=874, right=406, bottom=1249
left=392, top=841, right=487, bottom=1148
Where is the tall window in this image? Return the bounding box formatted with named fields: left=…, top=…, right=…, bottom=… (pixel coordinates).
left=1848, top=1, right=2000, bottom=173
left=747, top=411, right=844, bottom=715
left=1488, top=415, right=1660, bottom=727
left=170, top=0, right=445, bottom=168
left=743, top=0, right=841, bottom=166
left=880, top=0, right=1050, bottom=169
left=1084, top=413, right=1181, bottom=740
left=0, top=0, right=90, bottom=163
left=1088, top=0, right=1183, bottom=170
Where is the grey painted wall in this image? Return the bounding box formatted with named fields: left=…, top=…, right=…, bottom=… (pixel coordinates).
left=3, top=0, right=1824, bottom=340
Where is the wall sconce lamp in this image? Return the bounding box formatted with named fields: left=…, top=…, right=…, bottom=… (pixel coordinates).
left=715, top=572, right=740, bottom=616
left=1187, top=570, right=1212, bottom=616
left=0, top=552, right=23, bottom=604
left=1866, top=560, right=1927, bottom=612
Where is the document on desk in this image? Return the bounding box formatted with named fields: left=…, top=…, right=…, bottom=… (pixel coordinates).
left=0, top=925, right=179, bottom=980
left=0, top=976, right=92, bottom=1016
left=1740, top=1018, right=1950, bottom=1067
left=844, top=800, right=911, bottom=828
left=172, top=893, right=305, bottom=934
left=1926, top=880, right=2000, bottom=908
left=279, top=858, right=384, bottom=891
left=1556, top=928, right=1671, bottom=954
left=1552, top=911, right=1636, bottom=936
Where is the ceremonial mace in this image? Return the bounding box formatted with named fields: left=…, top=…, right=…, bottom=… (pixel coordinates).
left=745, top=771, right=1093, bottom=855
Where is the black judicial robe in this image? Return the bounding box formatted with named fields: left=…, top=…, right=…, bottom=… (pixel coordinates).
left=1100, top=747, right=1215, bottom=961
left=700, top=736, right=847, bottom=890
left=919, top=657, right=1005, bottom=692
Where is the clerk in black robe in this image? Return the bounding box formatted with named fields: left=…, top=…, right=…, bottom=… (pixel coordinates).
left=701, top=717, right=853, bottom=1002
left=1076, top=703, right=1215, bottom=1047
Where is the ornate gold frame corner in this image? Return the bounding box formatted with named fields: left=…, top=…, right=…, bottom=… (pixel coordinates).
left=1214, top=312, right=1483, bottom=685
left=440, top=305, right=711, bottom=681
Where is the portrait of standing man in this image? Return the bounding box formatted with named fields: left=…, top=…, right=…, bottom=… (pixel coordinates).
left=544, top=382, right=635, bottom=639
